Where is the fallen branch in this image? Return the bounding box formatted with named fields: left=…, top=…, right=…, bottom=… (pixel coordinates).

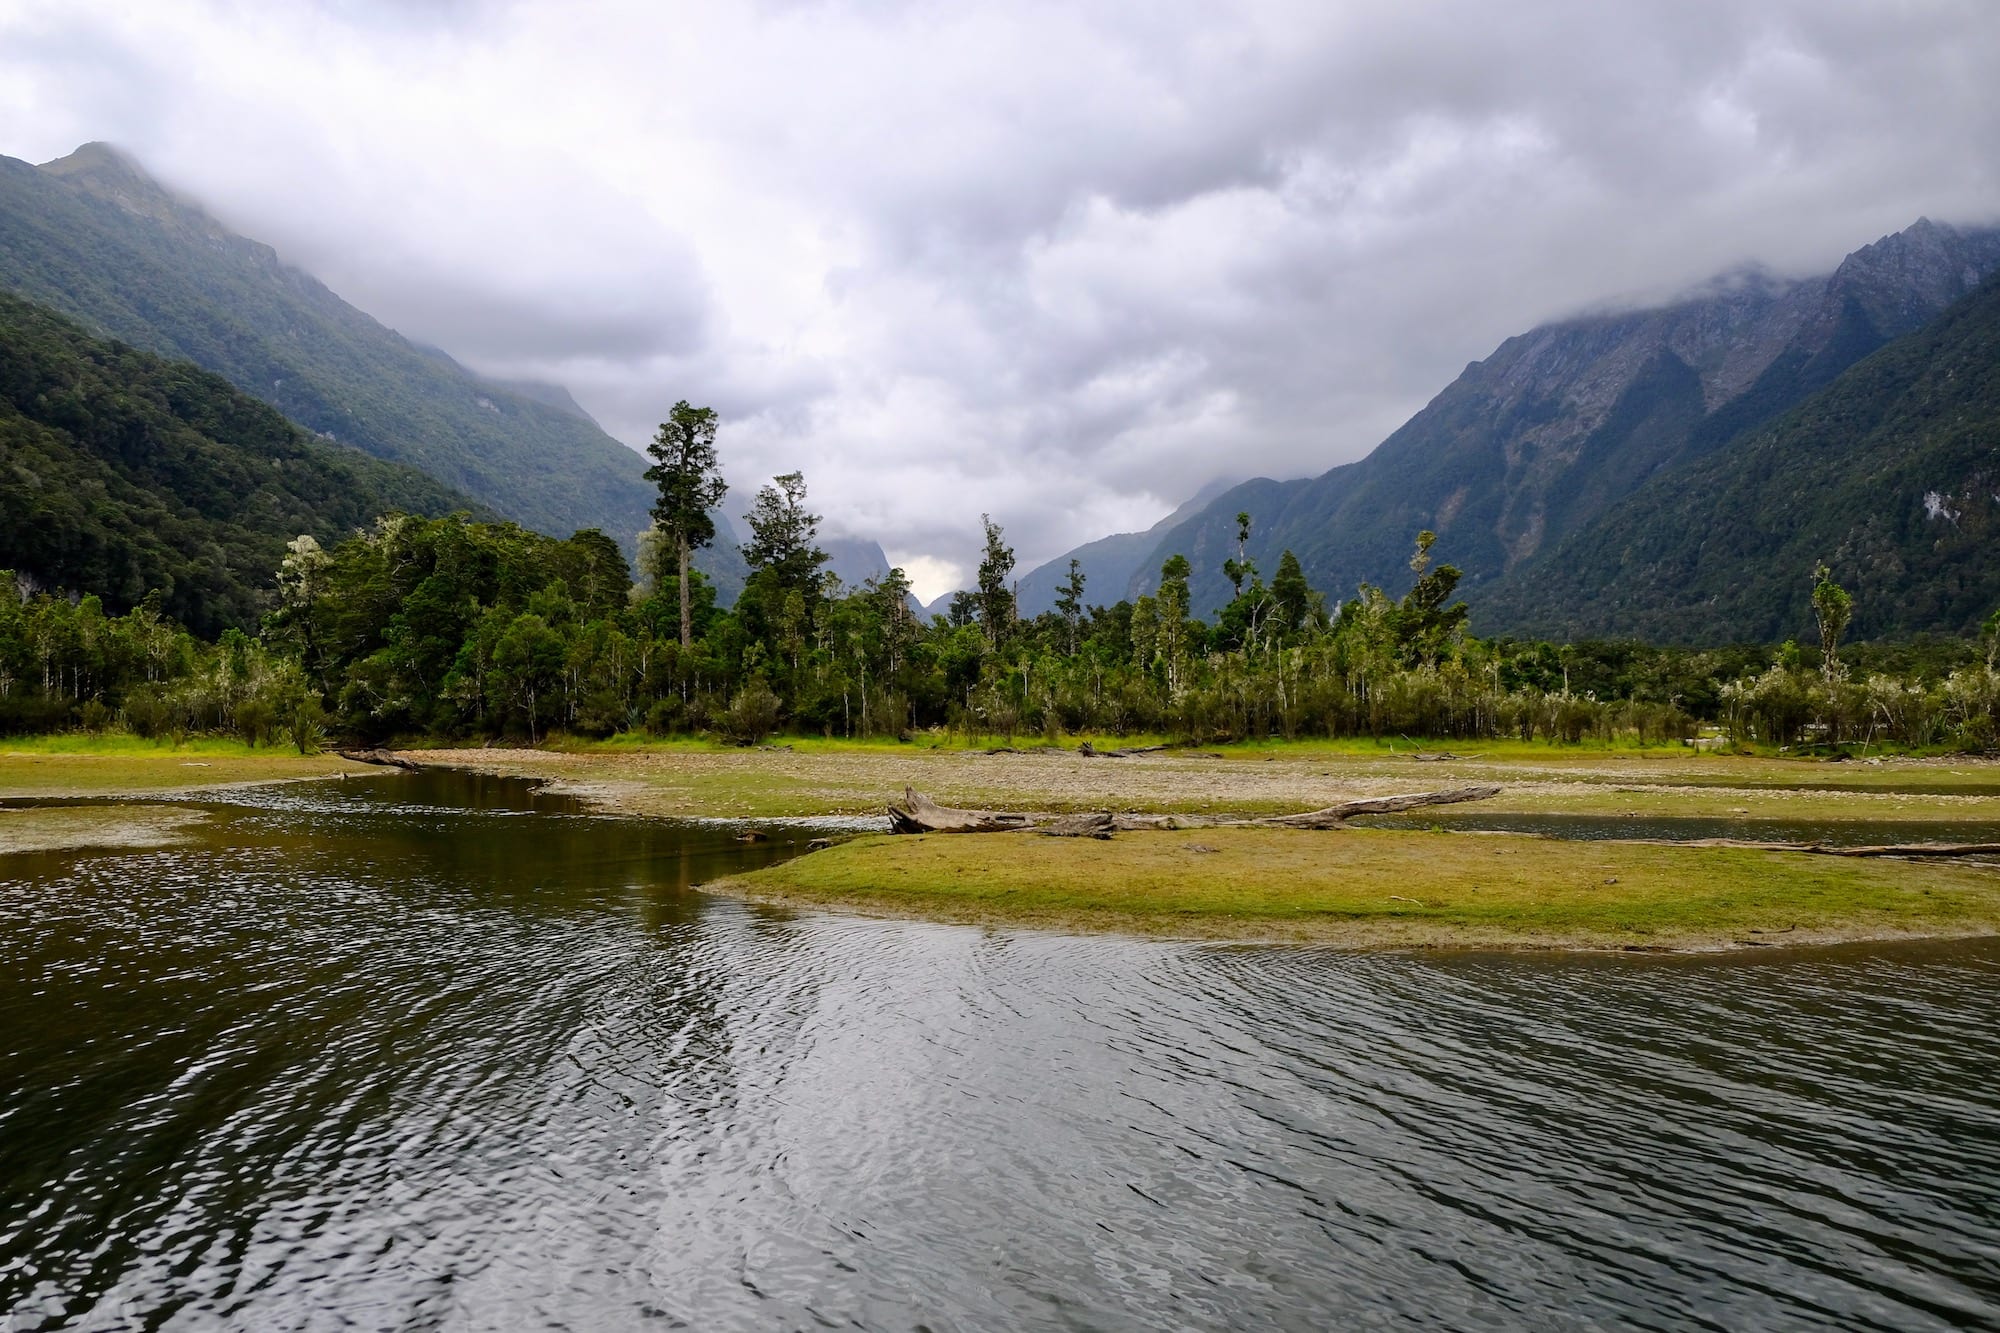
left=1633, top=837, right=2000, bottom=860
left=1253, top=785, right=1503, bottom=829
left=1826, top=842, right=2000, bottom=859
left=1038, top=813, right=1116, bottom=839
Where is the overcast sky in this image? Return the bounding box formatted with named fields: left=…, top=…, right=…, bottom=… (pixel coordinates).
left=4, top=0, right=1999, bottom=598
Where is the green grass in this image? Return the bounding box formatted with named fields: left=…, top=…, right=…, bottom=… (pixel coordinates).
left=710, top=827, right=2000, bottom=949
left=0, top=738, right=356, bottom=796
left=1, top=734, right=307, bottom=757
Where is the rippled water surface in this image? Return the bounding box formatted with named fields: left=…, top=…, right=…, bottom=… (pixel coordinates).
left=3, top=773, right=1998, bottom=1331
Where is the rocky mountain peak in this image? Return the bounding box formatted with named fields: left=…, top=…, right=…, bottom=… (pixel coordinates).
left=36, top=141, right=203, bottom=231
left=1825, top=216, right=2000, bottom=338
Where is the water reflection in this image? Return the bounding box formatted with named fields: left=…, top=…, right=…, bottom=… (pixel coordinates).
left=1, top=775, right=1996, bottom=1330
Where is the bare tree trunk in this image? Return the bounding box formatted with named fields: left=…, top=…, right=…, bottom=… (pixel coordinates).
left=677, top=533, right=693, bottom=649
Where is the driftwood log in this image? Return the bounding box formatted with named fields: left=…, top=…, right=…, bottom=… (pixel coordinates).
left=1253, top=785, right=1504, bottom=828
left=337, top=748, right=423, bottom=771
left=885, top=785, right=1502, bottom=836
left=888, top=789, right=1036, bottom=834
left=1077, top=741, right=1228, bottom=759
left=880, top=788, right=2000, bottom=860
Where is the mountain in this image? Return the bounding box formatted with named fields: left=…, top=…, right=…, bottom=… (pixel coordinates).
left=1476, top=272, right=2000, bottom=643
left=1127, top=218, right=2000, bottom=615
left=406, top=342, right=603, bottom=428
left=0, top=291, right=485, bottom=635
left=1012, top=477, right=1239, bottom=616
left=824, top=536, right=895, bottom=592
left=0, top=143, right=656, bottom=548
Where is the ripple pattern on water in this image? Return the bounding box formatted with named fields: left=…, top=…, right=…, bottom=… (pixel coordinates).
left=2, top=779, right=1998, bottom=1331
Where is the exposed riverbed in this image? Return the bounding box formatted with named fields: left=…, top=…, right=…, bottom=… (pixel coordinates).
left=3, top=772, right=1997, bottom=1329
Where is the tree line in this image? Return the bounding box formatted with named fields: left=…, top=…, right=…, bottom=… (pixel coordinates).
left=4, top=402, right=2000, bottom=752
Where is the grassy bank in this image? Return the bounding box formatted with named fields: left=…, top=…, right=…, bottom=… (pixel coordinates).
left=0, top=737, right=361, bottom=798
left=706, top=827, right=2000, bottom=950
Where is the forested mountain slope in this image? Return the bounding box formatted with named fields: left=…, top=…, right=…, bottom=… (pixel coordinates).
left=0, top=143, right=656, bottom=547
left=1131, top=218, right=2000, bottom=615
left=0, top=292, right=486, bottom=635
left=1477, top=274, right=2000, bottom=643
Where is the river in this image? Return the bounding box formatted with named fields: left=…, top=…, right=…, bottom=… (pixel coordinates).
left=2, top=772, right=1997, bottom=1330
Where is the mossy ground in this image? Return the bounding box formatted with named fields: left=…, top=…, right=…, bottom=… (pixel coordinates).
left=0, top=738, right=359, bottom=798
left=0, top=805, right=207, bottom=855
left=708, top=826, right=2000, bottom=950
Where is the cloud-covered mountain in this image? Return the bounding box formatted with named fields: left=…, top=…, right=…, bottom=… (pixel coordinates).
left=1127, top=218, right=2000, bottom=619
left=0, top=143, right=657, bottom=549
left=1478, top=270, right=2000, bottom=642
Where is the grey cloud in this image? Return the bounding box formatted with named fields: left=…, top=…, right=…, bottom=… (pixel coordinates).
left=3, top=0, right=1998, bottom=596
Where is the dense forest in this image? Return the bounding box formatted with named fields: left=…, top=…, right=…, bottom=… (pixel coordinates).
left=5, top=463, right=1999, bottom=751
left=0, top=293, right=484, bottom=636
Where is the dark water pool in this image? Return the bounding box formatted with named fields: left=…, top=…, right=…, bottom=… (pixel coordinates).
left=2, top=773, right=1997, bottom=1330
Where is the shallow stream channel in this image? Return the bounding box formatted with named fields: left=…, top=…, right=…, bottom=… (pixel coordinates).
left=3, top=771, right=1997, bottom=1330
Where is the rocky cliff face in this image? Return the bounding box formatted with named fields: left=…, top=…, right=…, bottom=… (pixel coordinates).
left=1477, top=269, right=2000, bottom=643
left=1129, top=218, right=2000, bottom=616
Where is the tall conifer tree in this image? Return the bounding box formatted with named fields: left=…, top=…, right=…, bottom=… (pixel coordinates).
left=644, top=402, right=727, bottom=648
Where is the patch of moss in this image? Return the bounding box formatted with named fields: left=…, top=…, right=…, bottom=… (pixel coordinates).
left=0, top=805, right=206, bottom=855
left=0, top=744, right=358, bottom=797
left=707, top=827, right=2000, bottom=950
